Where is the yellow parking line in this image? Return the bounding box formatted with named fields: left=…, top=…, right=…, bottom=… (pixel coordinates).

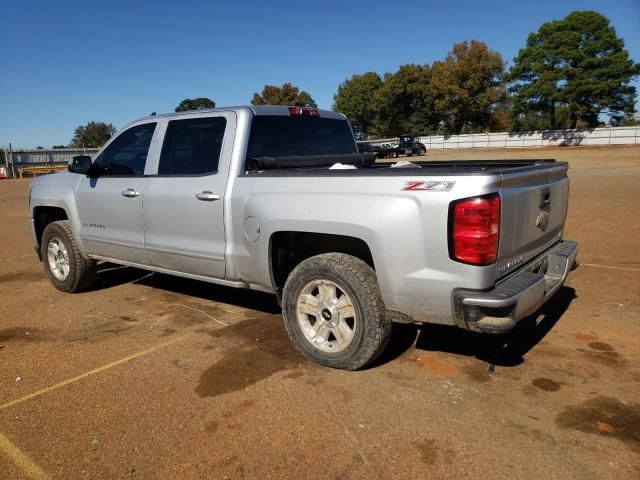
left=0, top=333, right=192, bottom=412
left=0, top=431, right=48, bottom=479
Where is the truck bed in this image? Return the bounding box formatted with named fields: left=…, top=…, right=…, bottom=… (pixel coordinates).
left=243, top=159, right=560, bottom=177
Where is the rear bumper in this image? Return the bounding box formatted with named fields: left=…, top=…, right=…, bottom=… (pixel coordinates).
left=453, top=240, right=578, bottom=334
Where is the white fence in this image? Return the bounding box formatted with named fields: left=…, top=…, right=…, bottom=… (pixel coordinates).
left=1, top=148, right=101, bottom=178
left=364, top=126, right=640, bottom=149
left=6, top=148, right=100, bottom=165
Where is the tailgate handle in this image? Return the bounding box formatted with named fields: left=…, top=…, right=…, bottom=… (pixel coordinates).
left=539, top=187, right=551, bottom=208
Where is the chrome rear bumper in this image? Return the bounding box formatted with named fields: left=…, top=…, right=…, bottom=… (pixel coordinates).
left=453, top=240, right=578, bottom=334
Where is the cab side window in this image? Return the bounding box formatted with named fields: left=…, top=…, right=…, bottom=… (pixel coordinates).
left=158, top=117, right=226, bottom=175
left=97, top=123, right=156, bottom=176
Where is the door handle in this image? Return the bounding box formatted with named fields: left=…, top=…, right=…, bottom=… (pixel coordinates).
left=196, top=191, right=220, bottom=201
left=121, top=189, right=140, bottom=198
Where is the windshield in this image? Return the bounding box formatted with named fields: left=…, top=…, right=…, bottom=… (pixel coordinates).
left=246, top=115, right=357, bottom=159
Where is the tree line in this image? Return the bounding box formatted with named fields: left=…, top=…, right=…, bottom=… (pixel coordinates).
left=68, top=10, right=637, bottom=148
left=336, top=10, right=639, bottom=137
left=67, top=83, right=319, bottom=147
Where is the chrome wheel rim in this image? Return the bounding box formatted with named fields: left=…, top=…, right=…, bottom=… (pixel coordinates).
left=47, top=237, right=70, bottom=281
left=296, top=279, right=357, bottom=353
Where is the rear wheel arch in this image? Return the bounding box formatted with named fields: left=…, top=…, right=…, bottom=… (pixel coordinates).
left=269, top=231, right=376, bottom=300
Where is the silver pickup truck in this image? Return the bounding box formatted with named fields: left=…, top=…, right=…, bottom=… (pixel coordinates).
left=29, top=105, right=577, bottom=370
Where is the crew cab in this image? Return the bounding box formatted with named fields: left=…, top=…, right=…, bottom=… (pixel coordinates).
left=29, top=105, right=577, bottom=370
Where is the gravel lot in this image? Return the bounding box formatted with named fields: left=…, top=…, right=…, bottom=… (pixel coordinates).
left=1, top=145, right=639, bottom=479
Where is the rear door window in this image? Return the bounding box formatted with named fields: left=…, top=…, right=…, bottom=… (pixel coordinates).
left=158, top=117, right=227, bottom=175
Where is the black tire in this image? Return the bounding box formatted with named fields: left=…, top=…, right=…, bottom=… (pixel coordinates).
left=41, top=220, right=97, bottom=293
left=419, top=147, right=426, bottom=156
left=282, top=253, right=392, bottom=370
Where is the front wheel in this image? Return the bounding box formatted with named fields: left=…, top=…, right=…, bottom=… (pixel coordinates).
left=282, top=253, right=392, bottom=370
left=41, top=220, right=97, bottom=293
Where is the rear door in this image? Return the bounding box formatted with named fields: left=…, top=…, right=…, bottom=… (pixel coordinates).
left=142, top=112, right=236, bottom=278
left=496, top=163, right=569, bottom=277
left=75, top=122, right=158, bottom=264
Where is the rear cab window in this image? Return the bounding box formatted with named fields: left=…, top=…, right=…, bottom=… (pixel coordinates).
left=246, top=116, right=357, bottom=161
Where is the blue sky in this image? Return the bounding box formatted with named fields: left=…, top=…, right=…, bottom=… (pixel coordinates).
left=1, top=0, right=638, bottom=148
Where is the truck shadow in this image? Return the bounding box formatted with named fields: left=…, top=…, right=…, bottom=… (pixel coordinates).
left=374, top=286, right=577, bottom=368
left=93, top=263, right=576, bottom=368
left=93, top=263, right=281, bottom=314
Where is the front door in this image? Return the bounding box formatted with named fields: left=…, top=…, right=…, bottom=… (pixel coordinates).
left=75, top=122, right=158, bottom=264
left=142, top=112, right=235, bottom=278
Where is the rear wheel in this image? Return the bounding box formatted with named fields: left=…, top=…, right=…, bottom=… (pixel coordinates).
left=282, top=253, right=391, bottom=370
left=419, top=147, right=426, bottom=156
left=41, top=220, right=97, bottom=292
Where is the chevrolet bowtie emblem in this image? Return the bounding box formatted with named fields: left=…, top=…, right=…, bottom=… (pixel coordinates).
left=536, top=210, right=550, bottom=230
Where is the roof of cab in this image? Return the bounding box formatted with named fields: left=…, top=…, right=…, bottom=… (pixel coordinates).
left=250, top=105, right=345, bottom=120
left=131, top=105, right=345, bottom=124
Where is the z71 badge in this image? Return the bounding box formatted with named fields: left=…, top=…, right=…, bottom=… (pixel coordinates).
left=402, top=181, right=455, bottom=192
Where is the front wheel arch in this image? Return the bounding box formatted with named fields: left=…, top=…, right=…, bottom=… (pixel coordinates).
left=33, top=206, right=69, bottom=248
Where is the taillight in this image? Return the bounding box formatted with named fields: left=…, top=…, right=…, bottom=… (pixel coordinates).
left=289, top=106, right=320, bottom=116
left=449, top=193, right=500, bottom=266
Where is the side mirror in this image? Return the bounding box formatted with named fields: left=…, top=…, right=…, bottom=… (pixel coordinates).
left=68, top=155, right=93, bottom=175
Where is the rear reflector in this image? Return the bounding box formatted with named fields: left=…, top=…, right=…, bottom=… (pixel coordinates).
left=289, top=106, right=320, bottom=116
left=449, top=193, right=500, bottom=266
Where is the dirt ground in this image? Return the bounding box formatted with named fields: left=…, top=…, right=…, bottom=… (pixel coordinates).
left=0, top=145, right=639, bottom=479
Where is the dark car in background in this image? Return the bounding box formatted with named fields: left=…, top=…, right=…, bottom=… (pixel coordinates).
left=398, top=135, right=427, bottom=156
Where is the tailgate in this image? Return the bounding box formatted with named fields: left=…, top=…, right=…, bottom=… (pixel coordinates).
left=496, top=163, right=569, bottom=278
